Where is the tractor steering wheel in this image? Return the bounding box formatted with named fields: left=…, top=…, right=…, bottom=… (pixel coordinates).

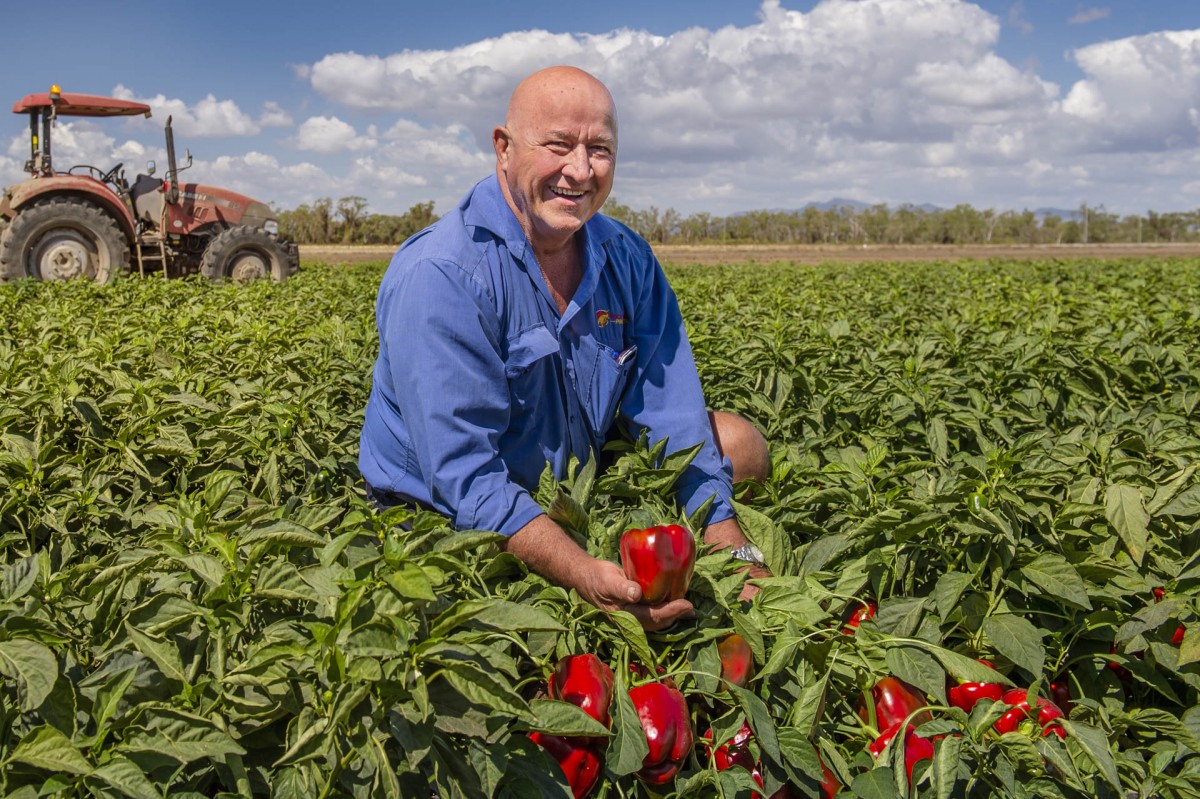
left=101, top=162, right=125, bottom=185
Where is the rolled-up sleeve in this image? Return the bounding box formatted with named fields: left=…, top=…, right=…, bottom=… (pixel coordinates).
left=381, top=258, right=545, bottom=536
left=616, top=249, right=735, bottom=525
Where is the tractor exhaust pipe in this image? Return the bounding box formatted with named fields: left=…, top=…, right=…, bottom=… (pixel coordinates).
left=165, top=115, right=180, bottom=204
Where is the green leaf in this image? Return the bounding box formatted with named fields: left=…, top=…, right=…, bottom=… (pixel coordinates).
left=932, top=571, right=972, bottom=619
left=728, top=683, right=780, bottom=762
left=0, top=639, right=57, bottom=711
left=1021, top=554, right=1092, bottom=610
left=238, top=520, right=327, bottom=549
left=608, top=677, right=650, bottom=777
left=605, top=610, right=657, bottom=668
left=87, top=754, right=161, bottom=799
left=850, top=767, right=901, bottom=799
left=1159, top=484, right=1200, bottom=518
left=1062, top=720, right=1120, bottom=790
left=733, top=501, right=794, bottom=576
left=524, top=699, right=611, bottom=738
left=1105, top=483, right=1149, bottom=565
left=933, top=732, right=961, bottom=799
left=983, top=614, right=1045, bottom=676
left=124, top=624, right=188, bottom=686
left=122, top=709, right=247, bottom=764
left=7, top=725, right=92, bottom=774
left=885, top=644, right=946, bottom=705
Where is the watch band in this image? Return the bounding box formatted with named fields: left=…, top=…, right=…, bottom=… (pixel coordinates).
left=731, top=543, right=766, bottom=567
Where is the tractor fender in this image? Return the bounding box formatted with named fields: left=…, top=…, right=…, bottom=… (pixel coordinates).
left=2, top=177, right=137, bottom=244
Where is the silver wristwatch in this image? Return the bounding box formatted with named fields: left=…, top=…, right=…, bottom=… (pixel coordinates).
left=730, top=543, right=766, bottom=568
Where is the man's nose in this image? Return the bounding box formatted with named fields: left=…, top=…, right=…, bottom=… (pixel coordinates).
left=562, top=144, right=591, bottom=180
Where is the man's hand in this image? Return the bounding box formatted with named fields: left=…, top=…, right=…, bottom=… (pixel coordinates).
left=578, top=558, right=695, bottom=631
left=505, top=514, right=694, bottom=631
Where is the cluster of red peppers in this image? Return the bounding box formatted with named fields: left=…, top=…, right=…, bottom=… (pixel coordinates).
left=860, top=676, right=935, bottom=782
left=857, top=659, right=1072, bottom=785
left=704, top=719, right=840, bottom=799
left=946, top=660, right=1066, bottom=739
left=528, top=654, right=614, bottom=798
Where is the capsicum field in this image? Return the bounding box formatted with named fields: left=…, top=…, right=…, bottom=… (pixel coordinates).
left=1, top=256, right=1199, bottom=798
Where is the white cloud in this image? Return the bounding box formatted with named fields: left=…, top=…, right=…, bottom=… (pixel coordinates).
left=1069, top=6, right=1110, bottom=25
left=259, top=102, right=293, bottom=128
left=1061, top=29, right=1200, bottom=151
left=294, top=115, right=376, bottom=153
left=111, top=85, right=260, bottom=137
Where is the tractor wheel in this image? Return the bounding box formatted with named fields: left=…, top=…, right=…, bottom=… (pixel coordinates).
left=0, top=197, right=130, bottom=283
left=200, top=226, right=295, bottom=282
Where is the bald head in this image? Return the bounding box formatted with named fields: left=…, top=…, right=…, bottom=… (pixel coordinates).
left=493, top=66, right=619, bottom=254
left=505, top=66, right=618, bottom=143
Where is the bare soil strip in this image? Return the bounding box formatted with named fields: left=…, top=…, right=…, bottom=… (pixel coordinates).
left=300, top=242, right=1200, bottom=267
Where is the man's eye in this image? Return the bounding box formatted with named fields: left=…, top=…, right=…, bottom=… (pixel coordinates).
left=546, top=141, right=572, bottom=154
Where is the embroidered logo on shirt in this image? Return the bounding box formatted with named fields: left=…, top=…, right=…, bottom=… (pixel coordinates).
left=596, top=310, right=626, bottom=327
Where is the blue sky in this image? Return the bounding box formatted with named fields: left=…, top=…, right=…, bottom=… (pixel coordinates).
left=2, top=0, right=1197, bottom=218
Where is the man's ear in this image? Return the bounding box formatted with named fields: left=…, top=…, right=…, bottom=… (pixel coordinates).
left=493, top=126, right=511, bottom=167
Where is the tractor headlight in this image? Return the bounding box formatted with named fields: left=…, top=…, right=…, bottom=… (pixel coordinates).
left=263, top=220, right=279, bottom=235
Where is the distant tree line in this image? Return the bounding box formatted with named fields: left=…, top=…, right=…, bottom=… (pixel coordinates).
left=275, top=197, right=438, bottom=245
left=277, top=196, right=1200, bottom=246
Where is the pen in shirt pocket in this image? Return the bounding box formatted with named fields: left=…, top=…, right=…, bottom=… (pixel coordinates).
left=615, top=344, right=638, bottom=365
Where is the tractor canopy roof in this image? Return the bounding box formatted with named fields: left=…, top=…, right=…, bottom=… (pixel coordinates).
left=12, top=91, right=151, bottom=118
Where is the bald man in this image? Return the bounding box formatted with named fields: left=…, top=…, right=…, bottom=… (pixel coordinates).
left=360, top=66, right=770, bottom=630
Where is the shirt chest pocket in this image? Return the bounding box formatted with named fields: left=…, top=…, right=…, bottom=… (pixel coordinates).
left=574, top=337, right=636, bottom=440
left=505, top=325, right=560, bottom=379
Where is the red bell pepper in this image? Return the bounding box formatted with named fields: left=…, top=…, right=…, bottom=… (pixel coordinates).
left=993, top=689, right=1065, bottom=738
left=859, top=676, right=930, bottom=730
left=619, top=524, right=696, bottom=604
left=947, top=659, right=1004, bottom=713
left=868, top=722, right=934, bottom=782
left=549, top=654, right=615, bottom=729
left=704, top=721, right=763, bottom=788
left=1049, top=675, right=1072, bottom=715
left=717, top=633, right=755, bottom=688
left=843, top=599, right=876, bottom=634
left=629, top=680, right=693, bottom=784
left=529, top=731, right=603, bottom=799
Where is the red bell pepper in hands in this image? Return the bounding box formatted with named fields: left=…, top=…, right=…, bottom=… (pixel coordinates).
left=993, top=689, right=1066, bottom=738
left=947, top=659, right=1004, bottom=713
left=529, top=731, right=603, bottom=799
left=620, top=524, right=696, bottom=604
left=717, top=633, right=755, bottom=688
left=629, top=681, right=693, bottom=784
left=868, top=722, right=934, bottom=782
left=859, top=676, right=930, bottom=730
left=549, top=654, right=615, bottom=729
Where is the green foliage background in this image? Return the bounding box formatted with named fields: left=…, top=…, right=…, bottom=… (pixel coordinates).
left=0, top=257, right=1198, bottom=797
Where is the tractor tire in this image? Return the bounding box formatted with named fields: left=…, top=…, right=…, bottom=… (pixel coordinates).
left=200, top=226, right=296, bottom=282
left=0, top=197, right=130, bottom=283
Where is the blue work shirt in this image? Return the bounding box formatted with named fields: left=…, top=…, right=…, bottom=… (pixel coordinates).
left=358, top=174, right=734, bottom=536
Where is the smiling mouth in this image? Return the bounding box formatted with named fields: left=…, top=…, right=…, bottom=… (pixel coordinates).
left=550, top=186, right=586, bottom=199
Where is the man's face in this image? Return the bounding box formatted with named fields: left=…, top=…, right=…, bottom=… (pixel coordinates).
left=495, top=77, right=617, bottom=252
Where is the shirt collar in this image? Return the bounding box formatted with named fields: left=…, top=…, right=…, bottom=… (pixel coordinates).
left=462, top=174, right=623, bottom=261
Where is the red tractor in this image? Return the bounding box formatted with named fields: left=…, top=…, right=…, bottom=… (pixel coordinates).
left=0, top=86, right=299, bottom=283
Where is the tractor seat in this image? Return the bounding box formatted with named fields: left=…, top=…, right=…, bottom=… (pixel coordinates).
left=129, top=174, right=165, bottom=225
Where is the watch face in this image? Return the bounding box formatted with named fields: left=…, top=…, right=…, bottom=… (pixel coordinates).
left=733, top=544, right=765, bottom=565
